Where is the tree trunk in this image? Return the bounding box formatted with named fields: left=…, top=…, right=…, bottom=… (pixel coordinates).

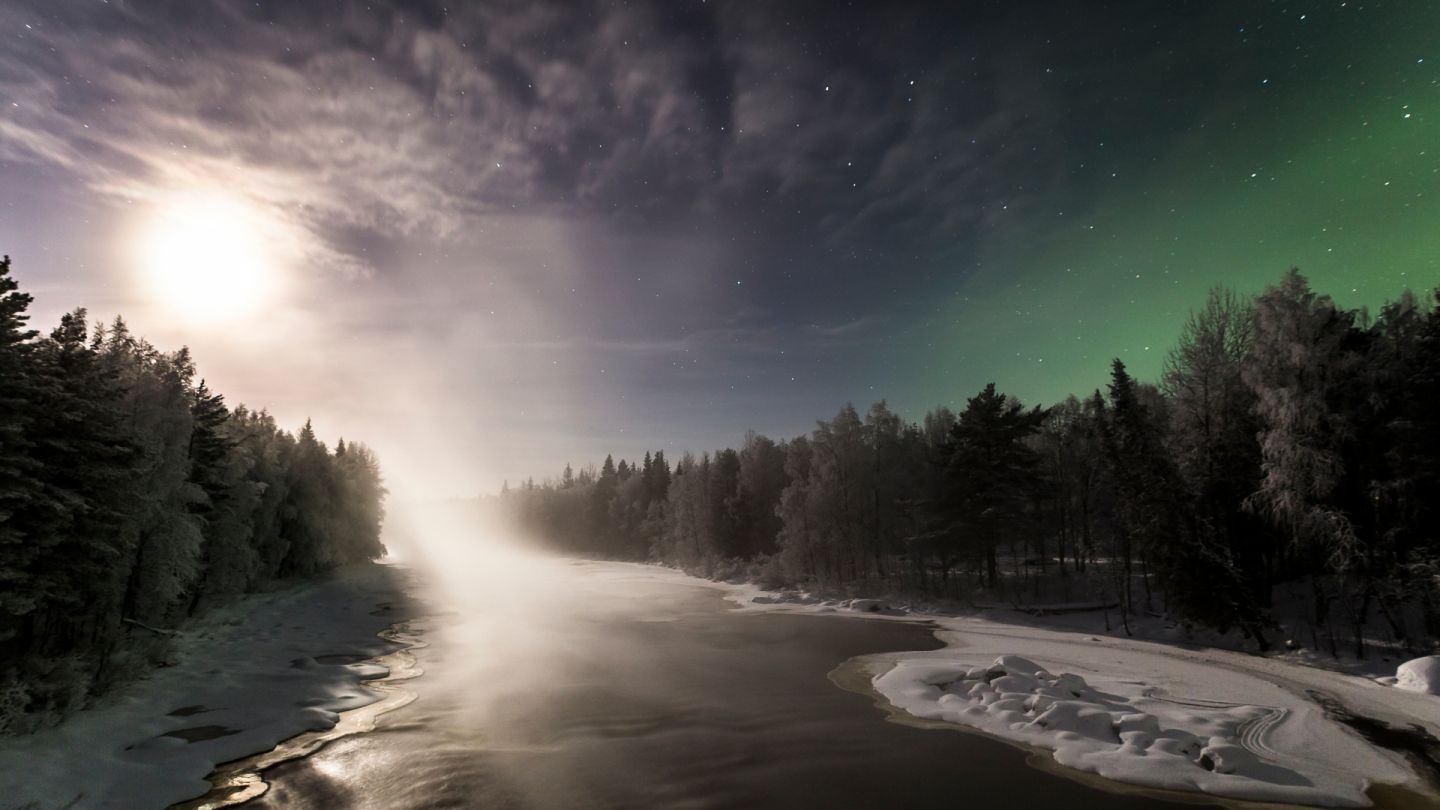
left=1353, top=586, right=1372, bottom=660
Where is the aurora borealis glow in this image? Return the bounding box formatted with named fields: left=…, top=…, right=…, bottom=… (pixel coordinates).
left=899, top=2, right=1440, bottom=409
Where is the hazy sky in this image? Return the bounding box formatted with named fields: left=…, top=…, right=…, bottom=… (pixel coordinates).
left=1, top=0, right=1437, bottom=497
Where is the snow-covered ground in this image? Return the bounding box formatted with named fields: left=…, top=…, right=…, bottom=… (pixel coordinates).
left=0, top=563, right=412, bottom=809
left=713, top=579, right=1440, bottom=807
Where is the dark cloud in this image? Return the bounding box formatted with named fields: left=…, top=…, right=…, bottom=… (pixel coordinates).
left=0, top=0, right=1089, bottom=284
left=3, top=0, right=1388, bottom=493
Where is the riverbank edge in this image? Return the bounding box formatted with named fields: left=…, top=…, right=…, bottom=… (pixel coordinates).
left=625, top=561, right=1440, bottom=808
left=175, top=617, right=428, bottom=809
left=0, top=562, right=416, bottom=809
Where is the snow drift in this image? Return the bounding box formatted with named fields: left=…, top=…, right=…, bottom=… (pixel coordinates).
left=1394, top=656, right=1440, bottom=695
left=873, top=653, right=1365, bottom=805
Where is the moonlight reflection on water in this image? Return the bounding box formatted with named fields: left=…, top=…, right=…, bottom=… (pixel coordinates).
left=247, top=522, right=1193, bottom=810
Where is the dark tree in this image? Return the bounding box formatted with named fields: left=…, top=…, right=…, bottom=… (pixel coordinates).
left=939, top=384, right=1046, bottom=590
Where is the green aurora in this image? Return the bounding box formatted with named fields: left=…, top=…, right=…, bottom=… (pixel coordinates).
left=906, top=4, right=1439, bottom=411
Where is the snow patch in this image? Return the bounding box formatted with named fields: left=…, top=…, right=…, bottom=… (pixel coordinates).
left=874, top=653, right=1364, bottom=805
left=1394, top=656, right=1440, bottom=695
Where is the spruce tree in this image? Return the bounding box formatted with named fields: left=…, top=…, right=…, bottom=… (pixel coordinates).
left=0, top=256, right=41, bottom=644
left=941, top=384, right=1046, bottom=590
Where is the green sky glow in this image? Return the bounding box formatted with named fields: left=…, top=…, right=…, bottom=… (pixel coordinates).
left=906, top=11, right=1440, bottom=411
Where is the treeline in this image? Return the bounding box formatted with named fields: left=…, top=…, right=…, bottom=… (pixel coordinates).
left=0, top=257, right=386, bottom=732
left=494, top=269, right=1440, bottom=657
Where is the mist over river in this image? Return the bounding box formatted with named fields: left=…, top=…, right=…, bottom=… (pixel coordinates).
left=249, top=558, right=1192, bottom=809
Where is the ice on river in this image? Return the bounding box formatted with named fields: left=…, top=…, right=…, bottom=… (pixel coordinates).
left=0, top=563, right=409, bottom=809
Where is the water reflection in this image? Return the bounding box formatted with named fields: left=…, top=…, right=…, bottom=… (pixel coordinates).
left=242, top=507, right=1192, bottom=809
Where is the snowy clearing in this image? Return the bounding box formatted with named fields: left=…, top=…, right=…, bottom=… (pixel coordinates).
left=0, top=563, right=411, bottom=810
left=704, top=572, right=1440, bottom=807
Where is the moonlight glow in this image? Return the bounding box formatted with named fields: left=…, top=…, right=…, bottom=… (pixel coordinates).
left=134, top=194, right=276, bottom=321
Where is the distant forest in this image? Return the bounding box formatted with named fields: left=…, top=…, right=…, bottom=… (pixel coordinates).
left=0, top=257, right=386, bottom=732
left=495, top=269, right=1440, bottom=658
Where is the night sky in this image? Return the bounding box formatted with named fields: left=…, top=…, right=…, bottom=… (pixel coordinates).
left=1, top=1, right=1436, bottom=496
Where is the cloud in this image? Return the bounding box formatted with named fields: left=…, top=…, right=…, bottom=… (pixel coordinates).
left=0, top=0, right=1104, bottom=494
left=1, top=0, right=1078, bottom=285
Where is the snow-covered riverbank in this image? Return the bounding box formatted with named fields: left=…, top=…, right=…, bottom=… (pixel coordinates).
left=707, top=575, right=1440, bottom=807
left=7, top=556, right=1434, bottom=808
left=0, top=562, right=414, bottom=809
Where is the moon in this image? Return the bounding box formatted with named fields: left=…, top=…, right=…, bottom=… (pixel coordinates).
left=134, top=193, right=277, bottom=321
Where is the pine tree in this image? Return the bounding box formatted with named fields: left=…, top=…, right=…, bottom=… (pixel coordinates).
left=0, top=256, right=41, bottom=644
left=590, top=454, right=619, bottom=553
left=776, top=436, right=820, bottom=582
left=864, top=401, right=906, bottom=578
left=335, top=441, right=387, bottom=563
left=182, top=380, right=253, bottom=610
left=736, top=432, right=787, bottom=557
left=112, top=344, right=204, bottom=626
left=187, top=380, right=234, bottom=504
left=940, top=385, right=1046, bottom=590
left=24, top=311, right=136, bottom=650
left=0, top=257, right=390, bottom=730
left=1102, top=359, right=1264, bottom=640
left=710, top=448, right=742, bottom=559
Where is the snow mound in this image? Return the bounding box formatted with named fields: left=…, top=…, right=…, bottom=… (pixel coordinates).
left=1395, top=656, right=1440, bottom=695
left=875, top=654, right=1371, bottom=806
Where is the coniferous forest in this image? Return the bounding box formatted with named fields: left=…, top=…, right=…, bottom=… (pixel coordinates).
left=494, top=269, right=1440, bottom=658
left=0, top=258, right=387, bottom=732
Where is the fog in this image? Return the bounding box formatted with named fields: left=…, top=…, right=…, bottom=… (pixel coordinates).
left=383, top=498, right=583, bottom=720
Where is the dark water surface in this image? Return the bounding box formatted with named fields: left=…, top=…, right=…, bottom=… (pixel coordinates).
left=256, top=560, right=1194, bottom=809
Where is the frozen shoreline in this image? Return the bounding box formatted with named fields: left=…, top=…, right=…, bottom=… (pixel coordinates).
left=0, top=562, right=413, bottom=810
left=690, top=572, right=1440, bottom=807
left=182, top=620, right=426, bottom=809
left=6, top=555, right=1435, bottom=808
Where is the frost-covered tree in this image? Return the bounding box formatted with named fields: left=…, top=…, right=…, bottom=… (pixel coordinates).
left=1244, top=270, right=1358, bottom=572
left=108, top=339, right=205, bottom=626
left=1034, top=396, right=1105, bottom=578
left=735, top=431, right=787, bottom=558
left=775, top=436, right=821, bottom=581
left=662, top=453, right=713, bottom=570
left=476, top=266, right=1440, bottom=658
left=21, top=310, right=135, bottom=651
left=0, top=259, right=388, bottom=732
left=1163, top=287, right=1271, bottom=603
left=1242, top=269, right=1364, bottom=653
